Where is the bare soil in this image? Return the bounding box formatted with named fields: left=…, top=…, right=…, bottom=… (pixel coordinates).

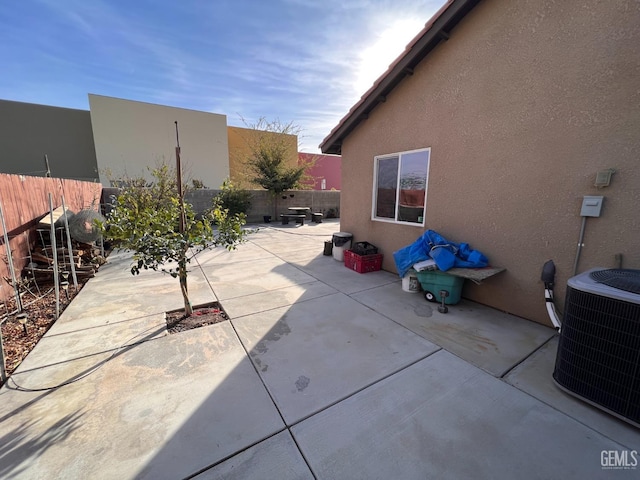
left=166, top=303, right=228, bottom=333
left=0, top=281, right=88, bottom=386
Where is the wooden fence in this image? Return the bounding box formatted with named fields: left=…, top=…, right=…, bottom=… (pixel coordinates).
left=0, top=173, right=102, bottom=303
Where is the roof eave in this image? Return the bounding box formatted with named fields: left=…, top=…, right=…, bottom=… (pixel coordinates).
left=320, top=0, right=482, bottom=155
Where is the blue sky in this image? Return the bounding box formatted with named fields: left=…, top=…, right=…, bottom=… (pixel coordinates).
left=1, top=0, right=444, bottom=151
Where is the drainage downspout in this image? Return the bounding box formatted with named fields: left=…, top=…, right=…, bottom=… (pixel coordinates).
left=541, top=260, right=562, bottom=332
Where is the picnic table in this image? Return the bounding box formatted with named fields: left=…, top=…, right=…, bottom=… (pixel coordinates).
left=281, top=207, right=310, bottom=225
left=288, top=207, right=311, bottom=215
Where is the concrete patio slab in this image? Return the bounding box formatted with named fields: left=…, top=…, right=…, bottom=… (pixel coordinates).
left=286, top=252, right=400, bottom=295
left=3, top=220, right=636, bottom=479
left=351, top=285, right=556, bottom=377
left=193, top=430, right=314, bottom=480
left=272, top=248, right=326, bottom=265
left=222, top=281, right=337, bottom=319
left=504, top=336, right=640, bottom=448
left=192, top=241, right=274, bottom=266
left=8, top=313, right=167, bottom=372
left=199, top=256, right=317, bottom=300
left=254, top=239, right=328, bottom=257
left=232, top=292, right=440, bottom=425
left=292, top=350, right=636, bottom=480
left=0, top=323, right=285, bottom=480
left=60, top=263, right=217, bottom=322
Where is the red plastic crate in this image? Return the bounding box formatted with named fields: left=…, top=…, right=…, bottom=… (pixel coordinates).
left=344, top=250, right=383, bottom=273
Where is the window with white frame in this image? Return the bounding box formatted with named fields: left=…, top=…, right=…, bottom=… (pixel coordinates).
left=372, top=148, right=430, bottom=225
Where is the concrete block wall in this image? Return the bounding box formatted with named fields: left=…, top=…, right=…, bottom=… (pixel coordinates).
left=187, top=190, right=341, bottom=223
left=102, top=188, right=341, bottom=224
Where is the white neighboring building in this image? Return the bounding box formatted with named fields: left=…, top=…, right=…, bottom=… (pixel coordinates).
left=89, top=94, right=229, bottom=188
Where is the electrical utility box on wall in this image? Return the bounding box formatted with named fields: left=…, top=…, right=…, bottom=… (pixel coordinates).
left=580, top=196, right=604, bottom=217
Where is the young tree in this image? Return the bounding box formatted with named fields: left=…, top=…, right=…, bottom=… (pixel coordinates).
left=242, top=118, right=308, bottom=218
left=102, top=165, right=248, bottom=316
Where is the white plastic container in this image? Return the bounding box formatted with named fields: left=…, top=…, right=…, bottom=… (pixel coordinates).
left=402, top=269, right=421, bottom=293
left=332, top=232, right=353, bottom=262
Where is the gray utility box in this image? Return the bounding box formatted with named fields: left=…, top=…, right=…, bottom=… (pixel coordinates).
left=580, top=195, right=604, bottom=217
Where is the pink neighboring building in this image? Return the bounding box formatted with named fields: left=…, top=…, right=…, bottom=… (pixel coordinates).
left=299, top=152, right=341, bottom=190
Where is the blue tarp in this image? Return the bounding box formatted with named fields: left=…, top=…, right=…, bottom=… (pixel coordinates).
left=393, top=230, right=488, bottom=278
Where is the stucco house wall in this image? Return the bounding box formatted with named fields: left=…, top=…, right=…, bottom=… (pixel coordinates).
left=89, top=94, right=229, bottom=188
left=0, top=99, right=98, bottom=181
left=334, top=0, right=640, bottom=326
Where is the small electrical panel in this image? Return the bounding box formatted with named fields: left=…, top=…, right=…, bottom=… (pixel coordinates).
left=580, top=195, right=604, bottom=217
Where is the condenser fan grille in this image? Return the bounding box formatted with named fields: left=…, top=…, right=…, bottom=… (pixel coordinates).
left=554, top=271, right=640, bottom=427
left=590, top=269, right=640, bottom=294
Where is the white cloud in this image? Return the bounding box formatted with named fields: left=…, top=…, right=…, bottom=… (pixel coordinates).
left=354, top=17, right=426, bottom=96
left=7, top=0, right=446, bottom=153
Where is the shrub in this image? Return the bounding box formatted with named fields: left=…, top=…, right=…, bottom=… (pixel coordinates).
left=215, top=179, right=252, bottom=217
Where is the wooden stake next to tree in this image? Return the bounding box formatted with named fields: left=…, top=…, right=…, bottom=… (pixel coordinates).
left=174, top=121, right=190, bottom=315
left=174, top=121, right=186, bottom=235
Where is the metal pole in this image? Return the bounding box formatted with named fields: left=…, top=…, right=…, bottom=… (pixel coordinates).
left=572, top=216, right=587, bottom=276
left=0, top=320, right=6, bottom=383
left=0, top=281, right=8, bottom=318
left=49, top=194, right=60, bottom=319
left=0, top=280, right=7, bottom=383
left=44, top=154, right=51, bottom=177
left=24, top=231, right=41, bottom=295
left=0, top=199, right=22, bottom=312
left=60, top=194, right=78, bottom=290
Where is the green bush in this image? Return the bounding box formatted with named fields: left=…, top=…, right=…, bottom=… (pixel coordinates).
left=215, top=180, right=252, bottom=217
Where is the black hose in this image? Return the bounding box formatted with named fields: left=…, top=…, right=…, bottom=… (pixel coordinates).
left=541, top=260, right=562, bottom=331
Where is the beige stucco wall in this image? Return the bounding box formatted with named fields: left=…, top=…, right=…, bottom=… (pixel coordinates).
left=340, top=0, right=640, bottom=326
left=89, top=94, right=229, bottom=188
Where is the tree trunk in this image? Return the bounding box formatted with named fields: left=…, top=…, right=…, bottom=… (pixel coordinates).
left=273, top=194, right=278, bottom=219
left=179, top=255, right=192, bottom=316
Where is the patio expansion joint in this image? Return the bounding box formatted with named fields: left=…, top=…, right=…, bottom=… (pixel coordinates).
left=247, top=238, right=335, bottom=286
left=190, top=252, right=221, bottom=302
left=506, top=381, right=639, bottom=450
left=347, top=291, right=440, bottom=342
left=345, top=280, right=400, bottom=296
left=191, top=347, right=443, bottom=478
left=4, top=323, right=169, bottom=395
left=226, top=288, right=339, bottom=321
left=215, top=312, right=320, bottom=480
left=286, top=348, right=442, bottom=430
left=44, top=312, right=166, bottom=338
left=181, top=427, right=300, bottom=480
left=498, top=334, right=558, bottom=380
left=251, top=225, right=335, bottom=238
left=497, top=336, right=639, bottom=450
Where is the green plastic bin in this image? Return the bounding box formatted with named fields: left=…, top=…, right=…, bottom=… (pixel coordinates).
left=415, top=270, right=464, bottom=305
